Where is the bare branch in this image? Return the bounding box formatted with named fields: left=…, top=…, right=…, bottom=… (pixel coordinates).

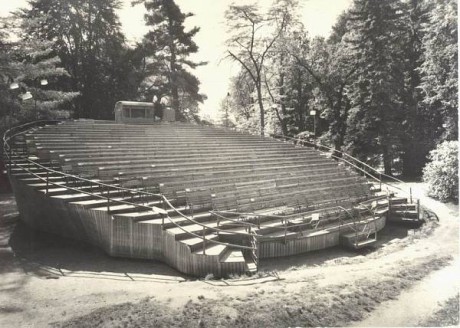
left=227, top=50, right=257, bottom=83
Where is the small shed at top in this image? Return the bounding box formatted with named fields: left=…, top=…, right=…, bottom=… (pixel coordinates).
left=114, top=101, right=175, bottom=123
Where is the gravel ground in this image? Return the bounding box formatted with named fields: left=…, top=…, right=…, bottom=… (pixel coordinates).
left=0, top=182, right=458, bottom=327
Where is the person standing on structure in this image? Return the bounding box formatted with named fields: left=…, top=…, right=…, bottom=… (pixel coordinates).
left=152, top=95, right=163, bottom=122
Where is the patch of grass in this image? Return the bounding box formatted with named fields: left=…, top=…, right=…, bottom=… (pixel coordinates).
left=419, top=294, right=459, bottom=327
left=52, top=255, right=452, bottom=328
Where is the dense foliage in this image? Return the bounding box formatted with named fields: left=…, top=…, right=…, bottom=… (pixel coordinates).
left=224, top=0, right=457, bottom=179
left=0, top=0, right=457, bottom=185
left=0, top=15, right=78, bottom=135
left=0, top=0, right=204, bottom=127
left=138, top=0, right=206, bottom=119
left=422, top=141, right=458, bottom=202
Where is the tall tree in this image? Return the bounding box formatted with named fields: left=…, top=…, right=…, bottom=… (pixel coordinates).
left=344, top=0, right=406, bottom=175
left=137, top=0, right=206, bottom=118
left=264, top=28, right=314, bottom=136
left=0, top=15, right=77, bottom=132
left=419, top=0, right=458, bottom=141
left=398, top=0, right=433, bottom=177
left=19, top=0, right=137, bottom=119
left=286, top=12, right=357, bottom=151
left=225, top=0, right=293, bottom=136
left=227, top=70, right=258, bottom=129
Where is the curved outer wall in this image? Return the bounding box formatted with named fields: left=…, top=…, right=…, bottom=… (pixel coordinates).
left=9, top=172, right=387, bottom=277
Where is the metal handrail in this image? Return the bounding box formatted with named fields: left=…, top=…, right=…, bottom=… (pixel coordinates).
left=3, top=121, right=258, bottom=251
left=3, top=119, right=401, bottom=250
left=215, top=124, right=415, bottom=202
left=4, top=122, right=376, bottom=231
left=6, top=151, right=257, bottom=251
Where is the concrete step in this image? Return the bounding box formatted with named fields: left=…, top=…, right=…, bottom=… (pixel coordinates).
left=192, top=243, right=227, bottom=256
left=220, top=248, right=245, bottom=263
left=180, top=234, right=219, bottom=252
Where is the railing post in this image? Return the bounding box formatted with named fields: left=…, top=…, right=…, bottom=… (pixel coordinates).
left=46, top=170, right=49, bottom=195
left=106, top=185, right=110, bottom=213
left=202, top=226, right=206, bottom=255
left=409, top=187, right=413, bottom=204
left=417, top=199, right=420, bottom=220
left=284, top=220, right=287, bottom=244
left=255, top=237, right=259, bottom=269
left=387, top=191, right=391, bottom=213
left=8, top=145, right=12, bottom=174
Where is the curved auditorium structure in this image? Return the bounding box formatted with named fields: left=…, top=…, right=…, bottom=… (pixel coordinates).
left=4, top=120, right=422, bottom=277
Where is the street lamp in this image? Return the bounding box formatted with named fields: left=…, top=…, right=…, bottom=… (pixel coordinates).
left=309, top=110, right=317, bottom=145
left=225, top=92, right=230, bottom=128
left=25, top=78, right=48, bottom=119
left=21, top=91, right=33, bottom=101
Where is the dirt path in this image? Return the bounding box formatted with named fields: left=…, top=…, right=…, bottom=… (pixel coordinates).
left=356, top=260, right=460, bottom=326
left=0, top=182, right=458, bottom=327
left=353, top=182, right=459, bottom=326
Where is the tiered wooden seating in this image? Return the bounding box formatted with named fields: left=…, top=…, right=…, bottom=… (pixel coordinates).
left=7, top=120, right=405, bottom=276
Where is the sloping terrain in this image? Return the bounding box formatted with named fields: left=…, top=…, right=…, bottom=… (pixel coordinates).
left=0, top=183, right=458, bottom=327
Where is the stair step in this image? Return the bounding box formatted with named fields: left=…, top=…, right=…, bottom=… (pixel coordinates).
left=246, top=261, right=258, bottom=273
left=50, top=189, right=123, bottom=201
left=390, top=197, right=408, bottom=205
left=220, top=248, right=245, bottom=263
left=355, top=238, right=377, bottom=248
left=116, top=211, right=161, bottom=222
left=392, top=210, right=418, bottom=217
left=70, top=197, right=127, bottom=208
left=391, top=203, right=417, bottom=209
left=193, top=243, right=227, bottom=256
left=401, top=217, right=420, bottom=222
left=181, top=234, right=219, bottom=252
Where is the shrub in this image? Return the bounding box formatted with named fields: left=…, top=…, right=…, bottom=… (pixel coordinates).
left=422, top=141, right=458, bottom=202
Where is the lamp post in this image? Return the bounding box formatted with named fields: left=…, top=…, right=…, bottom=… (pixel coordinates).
left=10, top=82, right=19, bottom=90
left=272, top=104, right=279, bottom=135
left=309, top=110, right=317, bottom=145
left=225, top=92, right=230, bottom=128
left=20, top=78, right=48, bottom=119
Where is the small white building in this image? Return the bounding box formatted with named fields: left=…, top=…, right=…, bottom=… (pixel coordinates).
left=114, top=101, right=175, bottom=123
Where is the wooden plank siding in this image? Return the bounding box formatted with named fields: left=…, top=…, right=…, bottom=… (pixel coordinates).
left=259, top=231, right=340, bottom=258
left=8, top=166, right=387, bottom=277
left=258, top=216, right=387, bottom=259
left=131, top=222, right=164, bottom=259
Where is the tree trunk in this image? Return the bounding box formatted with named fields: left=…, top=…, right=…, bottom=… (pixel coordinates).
left=402, top=143, right=427, bottom=178
left=168, top=18, right=180, bottom=118
left=256, top=84, right=265, bottom=136
left=382, top=146, right=393, bottom=176
left=278, top=55, right=288, bottom=136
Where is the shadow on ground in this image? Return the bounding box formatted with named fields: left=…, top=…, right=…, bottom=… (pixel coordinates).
left=7, top=221, right=185, bottom=281
left=2, top=193, right=418, bottom=280
left=1, top=194, right=183, bottom=281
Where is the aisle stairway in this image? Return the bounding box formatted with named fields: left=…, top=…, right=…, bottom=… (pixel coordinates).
left=4, top=120, right=420, bottom=277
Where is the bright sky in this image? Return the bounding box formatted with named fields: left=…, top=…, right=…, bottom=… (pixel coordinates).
left=1, top=0, right=352, bottom=118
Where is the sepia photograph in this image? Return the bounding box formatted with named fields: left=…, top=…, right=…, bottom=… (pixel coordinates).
left=0, top=0, right=458, bottom=327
